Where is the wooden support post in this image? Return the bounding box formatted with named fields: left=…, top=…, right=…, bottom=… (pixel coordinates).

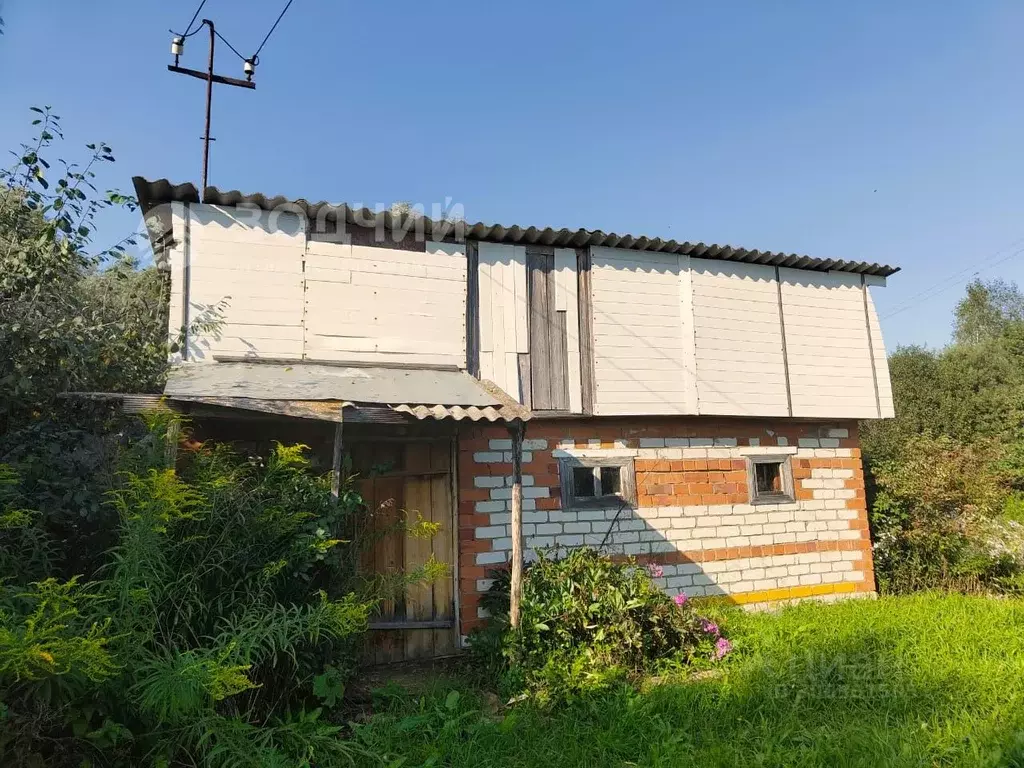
left=330, top=418, right=344, bottom=504
left=509, top=419, right=525, bottom=629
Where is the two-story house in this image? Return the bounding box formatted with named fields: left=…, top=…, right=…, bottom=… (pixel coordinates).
left=133, top=177, right=898, bottom=662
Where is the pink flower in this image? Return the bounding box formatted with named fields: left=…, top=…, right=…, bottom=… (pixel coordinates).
left=646, top=563, right=664, bottom=578
left=701, top=620, right=720, bottom=636
left=673, top=593, right=688, bottom=606
left=714, top=637, right=732, bottom=659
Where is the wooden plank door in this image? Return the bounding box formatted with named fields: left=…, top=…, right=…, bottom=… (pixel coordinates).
left=354, top=439, right=456, bottom=664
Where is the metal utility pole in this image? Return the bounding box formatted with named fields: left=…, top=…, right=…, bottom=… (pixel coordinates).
left=168, top=19, right=255, bottom=191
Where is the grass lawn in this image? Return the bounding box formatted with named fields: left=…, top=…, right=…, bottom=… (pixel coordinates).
left=354, top=594, right=1024, bottom=768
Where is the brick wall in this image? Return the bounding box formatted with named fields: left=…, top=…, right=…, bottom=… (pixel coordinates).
left=456, top=418, right=875, bottom=639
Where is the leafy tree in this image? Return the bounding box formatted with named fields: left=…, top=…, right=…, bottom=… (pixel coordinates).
left=0, top=108, right=169, bottom=429
left=953, top=278, right=1024, bottom=345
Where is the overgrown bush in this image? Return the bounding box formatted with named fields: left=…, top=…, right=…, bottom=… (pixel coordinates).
left=870, top=435, right=1024, bottom=594
left=474, top=548, right=729, bottom=702
left=0, top=414, right=399, bottom=767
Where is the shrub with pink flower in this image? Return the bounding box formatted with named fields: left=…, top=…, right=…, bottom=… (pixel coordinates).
left=646, top=563, right=664, bottom=578
left=673, top=593, right=687, bottom=607
left=714, top=637, right=732, bottom=659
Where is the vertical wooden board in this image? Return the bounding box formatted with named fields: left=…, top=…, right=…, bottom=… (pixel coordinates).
left=465, top=241, right=480, bottom=377
left=557, top=248, right=582, bottom=412
left=528, top=253, right=552, bottom=407
left=517, top=353, right=533, bottom=409
left=429, top=442, right=456, bottom=656
left=577, top=248, right=596, bottom=415
left=479, top=351, right=495, bottom=384
left=490, top=259, right=507, bottom=391
left=403, top=443, right=434, bottom=660
left=678, top=253, right=699, bottom=414
left=513, top=246, right=530, bottom=353
left=478, top=258, right=493, bottom=353
left=501, top=258, right=519, bottom=394
left=368, top=442, right=406, bottom=664
left=551, top=310, right=570, bottom=410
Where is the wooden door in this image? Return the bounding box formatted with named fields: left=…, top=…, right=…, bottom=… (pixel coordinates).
left=352, top=439, right=457, bottom=664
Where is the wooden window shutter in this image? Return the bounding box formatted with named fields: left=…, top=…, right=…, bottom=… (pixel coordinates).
left=526, top=248, right=569, bottom=410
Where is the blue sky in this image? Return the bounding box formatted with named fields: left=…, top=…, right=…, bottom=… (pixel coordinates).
left=1, top=1, right=1022, bottom=349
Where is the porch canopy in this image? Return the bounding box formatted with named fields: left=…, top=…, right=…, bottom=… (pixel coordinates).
left=163, top=360, right=531, bottom=424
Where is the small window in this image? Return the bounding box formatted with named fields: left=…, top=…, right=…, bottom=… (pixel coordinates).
left=747, top=456, right=794, bottom=504
left=560, top=458, right=636, bottom=509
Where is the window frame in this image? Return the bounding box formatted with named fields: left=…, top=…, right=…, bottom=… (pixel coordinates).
left=558, top=456, right=637, bottom=510
left=746, top=454, right=795, bottom=505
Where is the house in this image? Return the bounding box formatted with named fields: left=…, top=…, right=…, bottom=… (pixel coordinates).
left=133, top=176, right=899, bottom=661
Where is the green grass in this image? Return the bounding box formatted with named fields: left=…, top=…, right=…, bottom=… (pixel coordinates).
left=353, top=594, right=1024, bottom=768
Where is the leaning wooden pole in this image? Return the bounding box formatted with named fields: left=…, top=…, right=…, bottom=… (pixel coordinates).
left=330, top=416, right=344, bottom=505
left=509, top=419, right=525, bottom=629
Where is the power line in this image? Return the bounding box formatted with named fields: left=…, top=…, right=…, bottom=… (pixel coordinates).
left=213, top=29, right=247, bottom=61
left=252, top=0, right=294, bottom=62
left=882, top=244, right=1024, bottom=320
left=180, top=0, right=208, bottom=37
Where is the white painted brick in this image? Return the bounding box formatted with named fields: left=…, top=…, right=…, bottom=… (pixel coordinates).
left=578, top=509, right=609, bottom=521
left=827, top=520, right=849, bottom=531
left=726, top=536, right=752, bottom=547
left=476, top=578, right=495, bottom=592
left=523, top=486, right=550, bottom=499
left=557, top=439, right=574, bottom=448
left=650, top=541, right=676, bottom=553
left=522, top=438, right=548, bottom=450
left=656, top=448, right=684, bottom=459
left=798, top=438, right=820, bottom=448
left=523, top=511, right=547, bottom=524
left=665, top=437, right=690, bottom=447
left=617, top=519, right=645, bottom=531
left=820, top=438, right=840, bottom=449
left=774, top=532, right=797, bottom=544
left=754, top=579, right=777, bottom=591
left=696, top=516, right=723, bottom=528
left=476, top=551, right=508, bottom=565
left=821, top=571, right=844, bottom=584
left=491, top=537, right=513, bottom=551
left=474, top=476, right=505, bottom=488
left=835, top=448, right=853, bottom=457
left=813, top=489, right=836, bottom=500
left=707, top=448, right=733, bottom=459
left=690, top=437, right=714, bottom=447
left=504, top=475, right=535, bottom=487
left=490, top=487, right=513, bottom=500
left=671, top=517, right=696, bottom=529
left=584, top=534, right=606, bottom=546
left=776, top=436, right=789, bottom=446
left=717, top=525, right=741, bottom=538
left=763, top=523, right=786, bottom=535
left=809, top=562, right=833, bottom=574
left=564, top=522, right=591, bottom=534
left=622, top=542, right=648, bottom=555
left=841, top=551, right=863, bottom=561
left=833, top=561, right=853, bottom=572
left=802, top=479, right=825, bottom=489
left=714, top=437, right=738, bottom=447
left=476, top=500, right=506, bottom=513
left=789, top=564, right=810, bottom=576
left=474, top=451, right=503, bottom=463
left=820, top=550, right=842, bottom=562
left=748, top=438, right=760, bottom=447
left=536, top=523, right=562, bottom=535
left=834, top=469, right=854, bottom=479
left=768, top=511, right=793, bottom=524
left=744, top=513, right=769, bottom=525
left=742, top=568, right=766, bottom=580
left=701, top=538, right=727, bottom=549
left=810, top=468, right=834, bottom=479
left=717, top=570, right=742, bottom=583
left=749, top=534, right=775, bottom=546
left=845, top=571, right=866, bottom=582
left=477, top=606, right=492, bottom=619
left=813, top=448, right=837, bottom=458
left=503, top=451, right=533, bottom=463
left=821, top=479, right=846, bottom=490
left=740, top=524, right=764, bottom=536
left=667, top=575, right=694, bottom=588
left=527, top=536, right=555, bottom=549
left=587, top=439, right=602, bottom=448
left=777, top=575, right=800, bottom=588
left=732, top=581, right=754, bottom=593
left=682, top=448, right=708, bottom=459
left=520, top=499, right=538, bottom=511
left=476, top=525, right=508, bottom=539
left=489, top=438, right=513, bottom=450
left=638, top=529, right=661, bottom=542
left=611, top=531, right=640, bottom=544
left=839, top=530, right=862, bottom=540
left=834, top=489, right=856, bottom=500
left=487, top=513, right=511, bottom=525
left=826, top=428, right=849, bottom=439
left=639, top=438, right=665, bottom=448
left=799, top=573, right=823, bottom=585
left=556, top=534, right=585, bottom=547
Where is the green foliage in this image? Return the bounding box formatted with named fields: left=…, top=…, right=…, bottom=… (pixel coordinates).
left=0, top=415, right=379, bottom=766
left=860, top=279, right=1024, bottom=595
left=475, top=549, right=728, bottom=702
left=354, top=594, right=1024, bottom=768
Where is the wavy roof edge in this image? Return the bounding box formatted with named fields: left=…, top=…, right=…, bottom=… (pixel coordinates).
left=132, top=177, right=900, bottom=278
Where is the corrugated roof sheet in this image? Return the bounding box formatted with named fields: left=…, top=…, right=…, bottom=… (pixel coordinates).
left=163, top=362, right=530, bottom=423
left=133, top=177, right=900, bottom=278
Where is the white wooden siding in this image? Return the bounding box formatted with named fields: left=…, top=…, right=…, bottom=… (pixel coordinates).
left=780, top=268, right=879, bottom=418
left=477, top=243, right=527, bottom=399
left=555, top=248, right=583, bottom=412
left=865, top=286, right=894, bottom=417
left=590, top=246, right=688, bottom=415
left=691, top=260, right=789, bottom=416
left=184, top=205, right=306, bottom=361
left=303, top=241, right=466, bottom=368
